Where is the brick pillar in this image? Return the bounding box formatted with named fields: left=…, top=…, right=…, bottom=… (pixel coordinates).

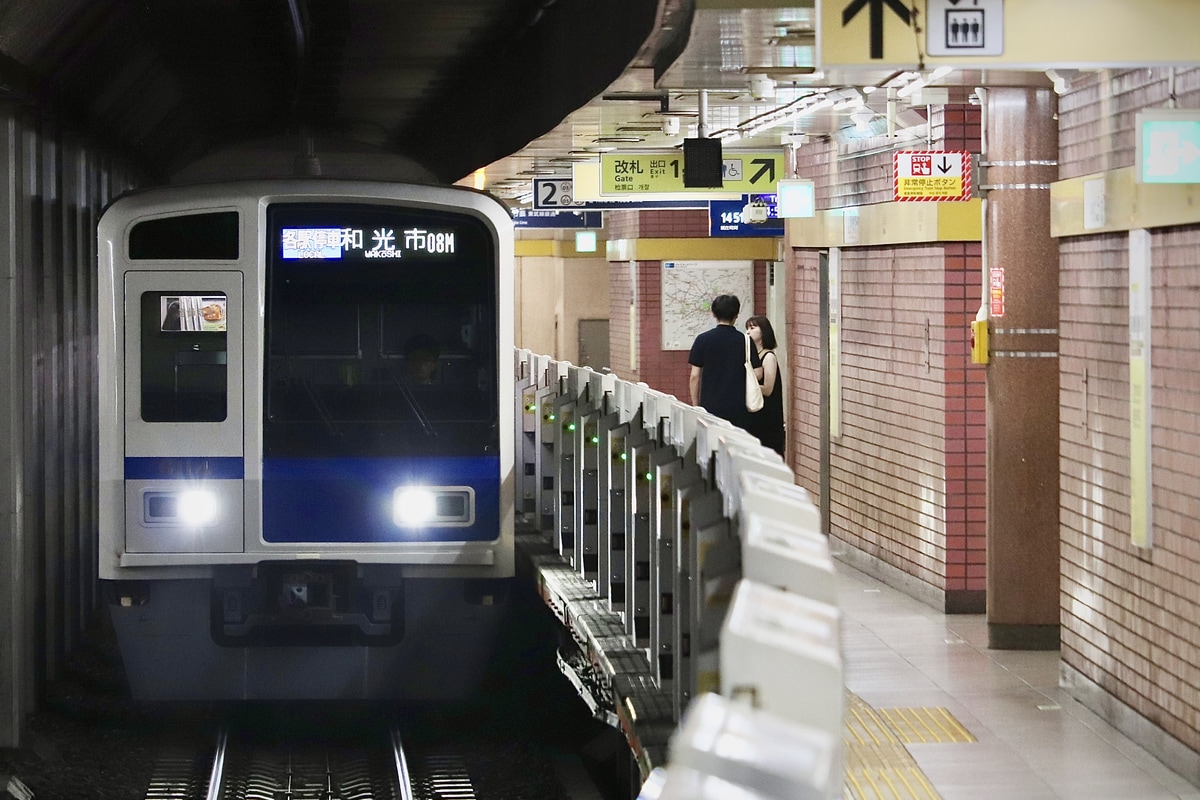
left=983, top=86, right=1061, bottom=649
left=940, top=104, right=987, bottom=612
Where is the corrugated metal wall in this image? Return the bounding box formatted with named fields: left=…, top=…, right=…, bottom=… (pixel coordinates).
left=0, top=103, right=138, bottom=747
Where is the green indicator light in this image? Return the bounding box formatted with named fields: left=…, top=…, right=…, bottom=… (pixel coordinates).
left=591, top=436, right=599, bottom=444
left=549, top=414, right=556, bottom=421
left=567, top=423, right=576, bottom=431
left=645, top=472, right=653, bottom=481
left=620, top=452, right=628, bottom=461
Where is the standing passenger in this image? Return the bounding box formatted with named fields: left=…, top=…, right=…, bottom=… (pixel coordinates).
left=688, top=294, right=757, bottom=432
left=745, top=315, right=785, bottom=456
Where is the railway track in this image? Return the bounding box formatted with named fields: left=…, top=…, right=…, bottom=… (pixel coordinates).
left=142, top=716, right=476, bottom=800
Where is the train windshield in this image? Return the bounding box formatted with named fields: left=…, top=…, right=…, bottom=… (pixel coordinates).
left=264, top=202, right=499, bottom=457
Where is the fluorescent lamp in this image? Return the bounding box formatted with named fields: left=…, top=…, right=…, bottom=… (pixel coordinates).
left=575, top=231, right=597, bottom=253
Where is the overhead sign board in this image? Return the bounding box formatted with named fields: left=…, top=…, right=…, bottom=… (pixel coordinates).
left=893, top=150, right=972, bottom=201
left=709, top=196, right=785, bottom=237
left=818, top=0, right=1200, bottom=68
left=533, top=178, right=711, bottom=210
left=926, top=0, right=1003, bottom=57
left=1136, top=109, right=1200, bottom=184
left=600, top=152, right=785, bottom=195
left=511, top=208, right=603, bottom=228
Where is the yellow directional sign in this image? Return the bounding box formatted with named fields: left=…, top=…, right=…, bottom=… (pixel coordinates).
left=818, top=0, right=1200, bottom=69
left=600, top=152, right=785, bottom=196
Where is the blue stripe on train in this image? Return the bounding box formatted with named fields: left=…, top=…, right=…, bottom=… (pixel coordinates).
left=261, top=456, right=501, bottom=544
left=124, top=456, right=245, bottom=480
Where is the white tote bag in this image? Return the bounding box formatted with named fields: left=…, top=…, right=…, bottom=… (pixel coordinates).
left=744, top=333, right=764, bottom=412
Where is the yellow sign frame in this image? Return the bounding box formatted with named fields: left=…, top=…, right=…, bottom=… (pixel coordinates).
left=818, top=0, right=1200, bottom=69
left=600, top=152, right=785, bottom=196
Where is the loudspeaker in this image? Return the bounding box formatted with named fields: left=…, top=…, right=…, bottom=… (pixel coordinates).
left=683, top=138, right=723, bottom=187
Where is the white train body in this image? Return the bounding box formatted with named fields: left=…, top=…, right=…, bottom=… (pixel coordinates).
left=97, top=180, right=514, bottom=700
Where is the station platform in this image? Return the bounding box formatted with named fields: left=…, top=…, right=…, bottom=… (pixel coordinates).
left=837, top=564, right=1199, bottom=800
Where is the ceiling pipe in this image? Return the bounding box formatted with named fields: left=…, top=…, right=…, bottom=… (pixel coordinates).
left=887, top=87, right=898, bottom=139
left=698, top=89, right=709, bottom=138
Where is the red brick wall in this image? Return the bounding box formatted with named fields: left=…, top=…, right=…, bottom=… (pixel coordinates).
left=943, top=242, right=987, bottom=595
left=1057, top=67, right=1200, bottom=754
left=788, top=109, right=987, bottom=605
left=789, top=249, right=823, bottom=492
left=836, top=245, right=946, bottom=579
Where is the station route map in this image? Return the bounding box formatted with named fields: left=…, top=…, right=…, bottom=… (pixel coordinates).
left=661, top=260, right=754, bottom=350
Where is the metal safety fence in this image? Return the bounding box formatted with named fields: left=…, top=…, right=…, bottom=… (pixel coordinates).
left=514, top=350, right=844, bottom=799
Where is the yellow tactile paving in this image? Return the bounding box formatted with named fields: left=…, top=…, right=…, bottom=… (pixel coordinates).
left=843, top=692, right=976, bottom=800
left=876, top=706, right=976, bottom=745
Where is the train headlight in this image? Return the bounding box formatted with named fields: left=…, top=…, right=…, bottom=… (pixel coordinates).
left=393, top=487, right=437, bottom=526
left=177, top=490, right=219, bottom=527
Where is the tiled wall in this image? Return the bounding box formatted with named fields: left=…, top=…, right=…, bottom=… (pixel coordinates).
left=835, top=244, right=948, bottom=583
left=943, top=242, right=987, bottom=598
left=789, top=250, right=822, bottom=493
left=1058, top=68, right=1200, bottom=754
left=1058, top=68, right=1200, bottom=180
left=787, top=110, right=987, bottom=606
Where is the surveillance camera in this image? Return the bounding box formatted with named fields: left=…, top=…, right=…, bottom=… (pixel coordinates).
left=661, top=116, right=680, bottom=136
left=782, top=132, right=810, bottom=148
left=742, top=202, right=769, bottom=224
left=749, top=74, right=775, bottom=101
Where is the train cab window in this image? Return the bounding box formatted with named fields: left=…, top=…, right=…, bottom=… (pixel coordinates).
left=263, top=203, right=498, bottom=457
left=140, top=292, right=228, bottom=422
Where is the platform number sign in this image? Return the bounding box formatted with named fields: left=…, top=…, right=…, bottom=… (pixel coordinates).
left=534, top=179, right=577, bottom=209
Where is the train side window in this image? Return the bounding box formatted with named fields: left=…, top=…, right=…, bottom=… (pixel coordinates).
left=140, top=292, right=228, bottom=422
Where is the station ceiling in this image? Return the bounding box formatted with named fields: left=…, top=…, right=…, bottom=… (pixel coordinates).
left=0, top=0, right=667, bottom=184
left=0, top=1, right=1049, bottom=197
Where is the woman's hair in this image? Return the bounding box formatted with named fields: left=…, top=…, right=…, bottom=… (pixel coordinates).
left=746, top=315, right=778, bottom=350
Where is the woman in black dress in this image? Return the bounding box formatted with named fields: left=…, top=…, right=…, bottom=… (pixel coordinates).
left=745, top=315, right=785, bottom=456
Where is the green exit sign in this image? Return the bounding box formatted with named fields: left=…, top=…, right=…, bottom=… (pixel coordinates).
left=1137, top=109, right=1200, bottom=184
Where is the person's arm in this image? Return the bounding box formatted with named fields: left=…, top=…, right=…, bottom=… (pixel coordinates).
left=689, top=365, right=702, bottom=406
left=761, top=352, right=779, bottom=396
left=750, top=338, right=764, bottom=381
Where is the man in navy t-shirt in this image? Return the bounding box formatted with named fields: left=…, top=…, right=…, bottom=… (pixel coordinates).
left=688, top=293, right=758, bottom=431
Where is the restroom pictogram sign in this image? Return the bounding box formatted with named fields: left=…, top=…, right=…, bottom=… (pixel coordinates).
left=893, top=150, right=972, bottom=201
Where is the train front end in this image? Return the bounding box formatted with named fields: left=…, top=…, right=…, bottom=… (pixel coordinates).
left=97, top=181, right=514, bottom=700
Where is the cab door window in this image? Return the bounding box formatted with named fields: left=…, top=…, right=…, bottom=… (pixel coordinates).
left=140, top=292, right=228, bottom=422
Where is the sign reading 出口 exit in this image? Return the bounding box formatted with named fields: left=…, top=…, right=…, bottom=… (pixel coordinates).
left=600, top=152, right=784, bottom=195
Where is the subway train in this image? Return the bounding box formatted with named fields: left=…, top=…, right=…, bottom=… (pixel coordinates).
left=97, top=180, right=515, bottom=700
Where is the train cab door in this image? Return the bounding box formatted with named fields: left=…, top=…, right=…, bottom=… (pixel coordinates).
left=121, top=271, right=245, bottom=555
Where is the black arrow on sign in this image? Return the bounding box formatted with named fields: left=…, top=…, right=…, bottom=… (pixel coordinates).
left=842, top=0, right=912, bottom=59
left=937, top=156, right=953, bottom=173
left=749, top=158, right=776, bottom=184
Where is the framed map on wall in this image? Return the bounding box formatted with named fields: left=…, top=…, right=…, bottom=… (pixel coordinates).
left=661, top=260, right=755, bottom=350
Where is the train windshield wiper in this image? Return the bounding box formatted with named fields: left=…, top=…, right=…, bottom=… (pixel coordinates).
left=386, top=368, right=437, bottom=438
left=300, top=377, right=341, bottom=438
